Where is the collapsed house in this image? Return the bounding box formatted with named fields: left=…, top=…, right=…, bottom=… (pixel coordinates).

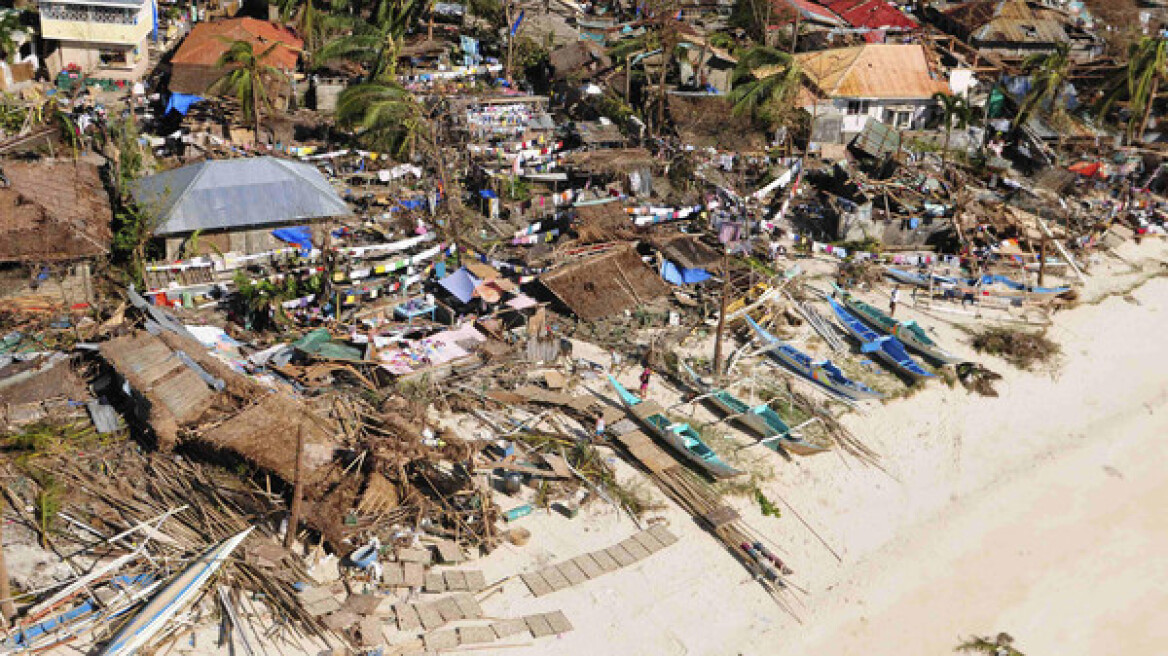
left=0, top=159, right=112, bottom=304
left=536, top=244, right=670, bottom=320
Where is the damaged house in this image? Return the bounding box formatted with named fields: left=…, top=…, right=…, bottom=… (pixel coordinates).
left=0, top=159, right=112, bottom=304
left=131, top=156, right=352, bottom=262
left=798, top=44, right=951, bottom=144
left=536, top=244, right=670, bottom=320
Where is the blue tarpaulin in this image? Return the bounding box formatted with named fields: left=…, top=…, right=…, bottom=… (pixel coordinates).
left=272, top=226, right=314, bottom=255
left=165, top=93, right=204, bottom=116
left=660, top=260, right=711, bottom=285
left=478, top=189, right=498, bottom=199
left=439, top=267, right=481, bottom=304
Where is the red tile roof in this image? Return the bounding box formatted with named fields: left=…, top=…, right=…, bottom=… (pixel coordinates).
left=821, top=0, right=918, bottom=31
left=171, top=18, right=303, bottom=70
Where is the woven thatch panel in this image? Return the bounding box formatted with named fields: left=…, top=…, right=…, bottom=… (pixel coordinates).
left=539, top=244, right=668, bottom=320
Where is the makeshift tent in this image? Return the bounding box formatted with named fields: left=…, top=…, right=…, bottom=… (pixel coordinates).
left=132, top=157, right=352, bottom=236
left=660, top=260, right=712, bottom=285
left=438, top=267, right=481, bottom=304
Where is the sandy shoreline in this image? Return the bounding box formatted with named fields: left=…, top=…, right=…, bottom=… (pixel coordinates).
left=467, top=245, right=1168, bottom=656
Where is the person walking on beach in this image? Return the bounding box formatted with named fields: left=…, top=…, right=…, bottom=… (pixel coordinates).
left=889, top=285, right=901, bottom=317
left=639, top=366, right=652, bottom=398
left=610, top=349, right=622, bottom=373
left=595, top=414, right=606, bottom=439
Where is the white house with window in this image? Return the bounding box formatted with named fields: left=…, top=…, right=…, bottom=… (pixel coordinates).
left=38, top=0, right=154, bottom=80
left=796, top=44, right=951, bottom=145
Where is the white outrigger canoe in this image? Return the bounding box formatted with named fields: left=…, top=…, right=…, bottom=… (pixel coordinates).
left=98, top=528, right=253, bottom=656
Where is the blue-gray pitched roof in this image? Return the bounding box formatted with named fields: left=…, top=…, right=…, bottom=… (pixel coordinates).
left=132, top=156, right=352, bottom=236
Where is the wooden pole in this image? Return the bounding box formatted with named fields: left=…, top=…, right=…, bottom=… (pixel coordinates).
left=0, top=487, right=16, bottom=623
left=284, top=425, right=305, bottom=550
left=713, top=247, right=731, bottom=380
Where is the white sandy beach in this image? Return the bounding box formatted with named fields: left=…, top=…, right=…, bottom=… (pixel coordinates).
left=464, top=243, right=1168, bottom=656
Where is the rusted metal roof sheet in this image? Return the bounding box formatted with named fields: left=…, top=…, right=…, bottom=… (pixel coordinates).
left=797, top=44, right=949, bottom=99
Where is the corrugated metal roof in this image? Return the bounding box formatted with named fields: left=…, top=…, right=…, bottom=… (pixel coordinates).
left=823, top=0, right=918, bottom=30
left=797, top=44, right=949, bottom=99
left=171, top=18, right=302, bottom=70
left=132, top=157, right=352, bottom=236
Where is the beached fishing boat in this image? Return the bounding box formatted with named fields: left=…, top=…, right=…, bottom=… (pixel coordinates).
left=680, top=363, right=829, bottom=457
left=968, top=274, right=1070, bottom=296
left=745, top=316, right=883, bottom=401
left=836, top=289, right=963, bottom=364
left=606, top=375, right=745, bottom=479
left=826, top=297, right=934, bottom=380
left=884, top=267, right=957, bottom=288
left=98, top=528, right=253, bottom=656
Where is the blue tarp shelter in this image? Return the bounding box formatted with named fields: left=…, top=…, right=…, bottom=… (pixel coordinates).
left=438, top=267, right=481, bottom=304
left=165, top=93, right=204, bottom=116
left=272, top=226, right=314, bottom=255
left=660, top=260, right=711, bottom=285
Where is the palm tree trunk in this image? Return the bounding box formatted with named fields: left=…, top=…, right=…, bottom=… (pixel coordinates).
left=942, top=122, right=951, bottom=167
left=1137, top=76, right=1158, bottom=142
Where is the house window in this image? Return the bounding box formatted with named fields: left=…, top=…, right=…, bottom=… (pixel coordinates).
left=99, top=49, right=127, bottom=68
left=847, top=100, right=870, bottom=115
left=893, top=110, right=913, bottom=128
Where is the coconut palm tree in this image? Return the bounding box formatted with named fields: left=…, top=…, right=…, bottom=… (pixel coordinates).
left=210, top=40, right=287, bottom=144
left=0, top=10, right=23, bottom=63
left=607, top=2, right=683, bottom=132
left=932, top=91, right=972, bottom=166
left=956, top=632, right=1025, bottom=655
left=335, top=78, right=424, bottom=156
left=1013, top=43, right=1071, bottom=129
left=1118, top=36, right=1167, bottom=142
left=729, top=46, right=802, bottom=127
left=316, top=0, right=431, bottom=80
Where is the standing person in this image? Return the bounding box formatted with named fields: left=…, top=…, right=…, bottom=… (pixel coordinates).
left=595, top=414, right=606, bottom=439
left=610, top=349, right=622, bottom=373
left=639, top=366, right=652, bottom=398
left=889, top=285, right=900, bottom=317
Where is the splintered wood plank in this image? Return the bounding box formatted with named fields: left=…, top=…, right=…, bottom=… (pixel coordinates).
left=394, top=604, right=421, bottom=631
left=451, top=592, right=482, bottom=619
left=539, top=566, right=571, bottom=591
left=424, top=571, right=445, bottom=593
left=632, top=529, right=665, bottom=553
left=543, top=610, right=574, bottom=634
left=606, top=544, right=637, bottom=568
left=492, top=619, right=529, bottom=639
left=415, top=603, right=444, bottom=630
left=557, top=560, right=588, bottom=587
left=423, top=629, right=458, bottom=650
left=432, top=596, right=462, bottom=623
left=620, top=538, right=652, bottom=561
left=520, top=571, right=553, bottom=597
left=402, top=562, right=426, bottom=588
left=590, top=549, right=620, bottom=573
left=457, top=626, right=496, bottom=645
left=647, top=523, right=679, bottom=546
left=382, top=563, right=406, bottom=587
left=443, top=570, right=468, bottom=591
left=573, top=554, right=604, bottom=579
left=464, top=570, right=487, bottom=592
left=613, top=429, right=679, bottom=475
left=524, top=614, right=554, bottom=638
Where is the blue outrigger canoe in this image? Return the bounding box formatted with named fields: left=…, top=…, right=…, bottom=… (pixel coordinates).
left=826, top=297, right=934, bottom=380
left=745, top=316, right=883, bottom=401
left=606, top=375, right=745, bottom=479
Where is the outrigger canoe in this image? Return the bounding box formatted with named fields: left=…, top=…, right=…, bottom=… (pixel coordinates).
left=826, top=297, right=934, bottom=380
left=98, top=528, right=254, bottom=656
left=745, top=316, right=883, bottom=401
left=835, top=288, right=963, bottom=364
left=680, top=363, right=829, bottom=457
left=606, top=375, right=745, bottom=479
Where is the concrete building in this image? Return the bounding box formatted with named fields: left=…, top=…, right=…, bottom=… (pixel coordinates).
left=38, top=0, right=154, bottom=80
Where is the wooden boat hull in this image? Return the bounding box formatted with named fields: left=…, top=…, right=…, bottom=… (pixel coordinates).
left=746, top=317, right=884, bottom=401
left=839, top=293, right=963, bottom=364
left=827, top=298, right=934, bottom=380
left=98, top=528, right=253, bottom=656
left=607, top=376, right=745, bottom=479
